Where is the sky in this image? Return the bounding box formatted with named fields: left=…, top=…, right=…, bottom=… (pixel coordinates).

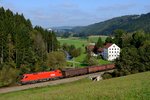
left=0, top=0, right=150, bottom=28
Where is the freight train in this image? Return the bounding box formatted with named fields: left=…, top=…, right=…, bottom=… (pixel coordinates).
left=20, top=64, right=115, bottom=85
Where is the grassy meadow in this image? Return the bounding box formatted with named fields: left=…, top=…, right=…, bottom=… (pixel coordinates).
left=0, top=71, right=149, bottom=100
left=57, top=37, right=87, bottom=49
left=88, top=35, right=108, bottom=43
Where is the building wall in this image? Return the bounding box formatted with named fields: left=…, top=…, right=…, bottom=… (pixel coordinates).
left=103, top=44, right=120, bottom=61
left=103, top=48, right=108, bottom=60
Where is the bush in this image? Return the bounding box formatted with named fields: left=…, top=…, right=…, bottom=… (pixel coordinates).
left=0, top=65, right=19, bottom=87
left=97, top=55, right=102, bottom=59
left=102, top=73, right=112, bottom=79
left=123, top=70, right=131, bottom=75
left=88, top=57, right=99, bottom=66
left=131, top=70, right=139, bottom=74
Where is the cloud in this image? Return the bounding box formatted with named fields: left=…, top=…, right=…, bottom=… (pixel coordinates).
left=97, top=3, right=136, bottom=12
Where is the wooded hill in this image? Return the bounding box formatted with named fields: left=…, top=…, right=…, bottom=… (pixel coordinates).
left=72, top=13, right=150, bottom=35
left=0, top=7, right=59, bottom=68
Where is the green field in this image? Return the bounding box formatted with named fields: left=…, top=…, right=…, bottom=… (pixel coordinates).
left=0, top=72, right=149, bottom=100
left=58, top=37, right=87, bottom=49
left=88, top=35, right=108, bottom=43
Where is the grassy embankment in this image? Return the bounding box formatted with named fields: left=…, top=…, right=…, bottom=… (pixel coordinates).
left=58, top=36, right=110, bottom=67
left=0, top=71, right=149, bottom=100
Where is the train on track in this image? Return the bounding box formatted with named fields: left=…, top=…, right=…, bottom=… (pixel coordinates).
left=20, top=64, right=115, bottom=85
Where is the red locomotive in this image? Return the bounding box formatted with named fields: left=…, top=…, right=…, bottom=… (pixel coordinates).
left=20, top=70, right=63, bottom=84
left=20, top=64, right=115, bottom=84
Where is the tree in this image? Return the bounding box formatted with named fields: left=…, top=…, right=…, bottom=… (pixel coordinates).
left=83, top=54, right=99, bottom=66
left=47, top=51, right=66, bottom=69
left=138, top=40, right=150, bottom=71
left=0, top=64, right=19, bottom=87
left=95, top=37, right=103, bottom=48
left=105, top=36, right=113, bottom=43
left=113, top=29, right=126, bottom=48
left=88, top=57, right=99, bottom=66
left=70, top=48, right=81, bottom=57
left=131, top=30, right=145, bottom=48
left=30, top=30, right=47, bottom=62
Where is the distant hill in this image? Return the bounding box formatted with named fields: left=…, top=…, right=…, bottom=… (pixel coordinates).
left=72, top=13, right=150, bottom=35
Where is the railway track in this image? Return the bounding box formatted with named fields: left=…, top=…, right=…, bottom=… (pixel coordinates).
left=0, top=69, right=114, bottom=94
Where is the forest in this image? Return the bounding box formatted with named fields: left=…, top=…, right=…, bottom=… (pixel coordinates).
left=0, top=7, right=61, bottom=87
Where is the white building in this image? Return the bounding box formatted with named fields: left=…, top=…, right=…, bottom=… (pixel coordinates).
left=102, top=43, right=120, bottom=61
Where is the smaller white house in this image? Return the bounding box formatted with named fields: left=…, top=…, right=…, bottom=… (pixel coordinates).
left=102, top=43, right=120, bottom=61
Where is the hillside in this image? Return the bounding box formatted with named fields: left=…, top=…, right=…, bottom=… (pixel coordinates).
left=72, top=13, right=150, bottom=35
left=0, top=72, right=149, bottom=100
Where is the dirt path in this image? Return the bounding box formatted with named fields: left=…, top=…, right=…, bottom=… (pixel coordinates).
left=0, top=70, right=114, bottom=94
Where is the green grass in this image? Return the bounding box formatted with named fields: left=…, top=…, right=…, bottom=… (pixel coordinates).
left=58, top=37, right=87, bottom=49
left=66, top=61, right=88, bottom=68
left=74, top=53, right=86, bottom=62
left=88, top=35, right=108, bottom=43
left=0, top=72, right=149, bottom=100
left=98, top=59, right=111, bottom=65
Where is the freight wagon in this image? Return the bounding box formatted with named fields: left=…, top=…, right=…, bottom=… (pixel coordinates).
left=62, top=67, right=88, bottom=77
left=88, top=65, right=106, bottom=73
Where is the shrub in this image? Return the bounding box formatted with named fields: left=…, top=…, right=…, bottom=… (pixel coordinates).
left=88, top=57, right=99, bottom=66
left=0, top=65, right=19, bottom=87
left=102, top=73, right=112, bottom=79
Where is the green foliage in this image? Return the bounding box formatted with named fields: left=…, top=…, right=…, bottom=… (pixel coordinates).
left=95, top=37, right=103, bottom=48
left=0, top=64, right=19, bottom=87
left=62, top=44, right=82, bottom=58
left=102, top=72, right=112, bottom=79
left=105, top=36, right=113, bottom=43
left=113, top=29, right=126, bottom=48
left=0, top=7, right=59, bottom=68
left=115, top=30, right=150, bottom=76
left=0, top=7, right=60, bottom=85
left=70, top=48, right=81, bottom=57
left=84, top=54, right=99, bottom=66
left=47, top=51, right=66, bottom=69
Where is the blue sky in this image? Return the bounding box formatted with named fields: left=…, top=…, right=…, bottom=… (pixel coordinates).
left=0, top=0, right=150, bottom=28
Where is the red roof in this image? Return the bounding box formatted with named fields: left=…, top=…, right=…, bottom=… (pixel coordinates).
left=97, top=48, right=104, bottom=52
left=104, top=43, right=112, bottom=49
left=86, top=45, right=95, bottom=51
